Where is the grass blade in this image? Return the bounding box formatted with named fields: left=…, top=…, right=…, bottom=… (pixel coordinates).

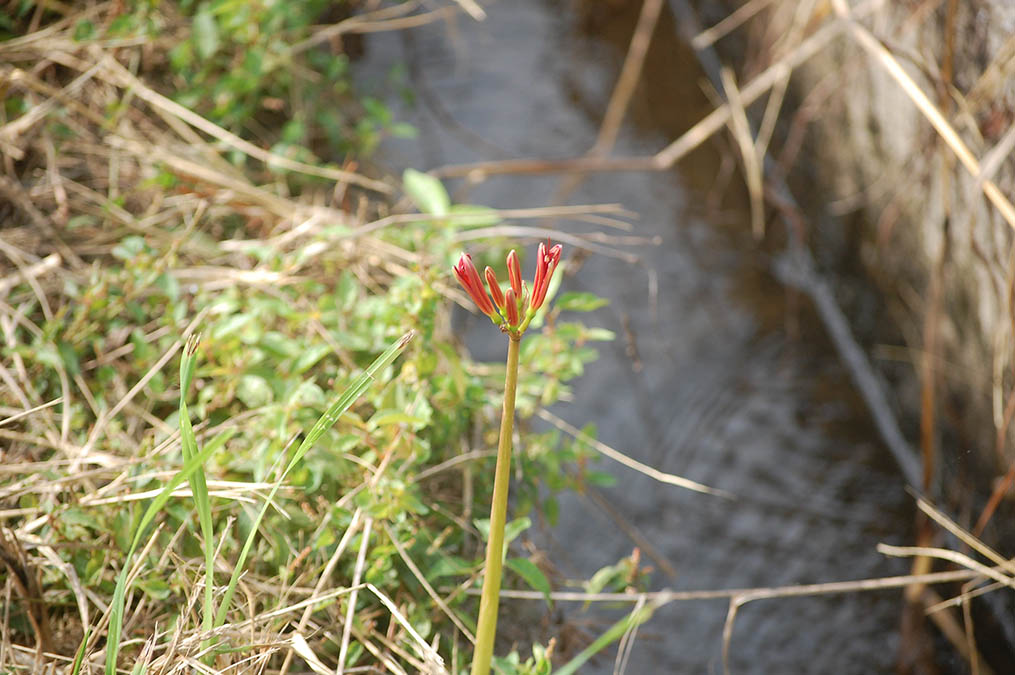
left=552, top=602, right=656, bottom=675
left=178, top=335, right=217, bottom=638
left=105, top=427, right=236, bottom=675
left=70, top=627, right=90, bottom=675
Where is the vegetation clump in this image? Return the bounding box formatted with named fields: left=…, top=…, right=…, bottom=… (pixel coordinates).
left=0, top=2, right=622, bottom=672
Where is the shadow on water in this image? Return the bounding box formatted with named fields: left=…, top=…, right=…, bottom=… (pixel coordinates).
left=358, top=0, right=919, bottom=670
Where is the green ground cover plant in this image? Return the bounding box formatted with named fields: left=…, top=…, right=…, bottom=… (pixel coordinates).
left=0, top=2, right=639, bottom=672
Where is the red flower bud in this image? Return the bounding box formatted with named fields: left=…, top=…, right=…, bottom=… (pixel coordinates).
left=530, top=242, right=563, bottom=311
left=506, top=249, right=522, bottom=296
left=453, top=253, right=497, bottom=317
left=548, top=243, right=563, bottom=264
left=531, top=243, right=547, bottom=308
left=504, top=288, right=519, bottom=325
left=485, top=266, right=506, bottom=311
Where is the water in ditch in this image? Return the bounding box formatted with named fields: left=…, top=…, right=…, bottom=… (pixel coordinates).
left=357, top=1, right=920, bottom=671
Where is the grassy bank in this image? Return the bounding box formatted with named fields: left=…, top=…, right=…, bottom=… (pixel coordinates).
left=0, top=2, right=621, bottom=672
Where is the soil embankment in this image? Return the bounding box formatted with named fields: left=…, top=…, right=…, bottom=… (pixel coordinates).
left=753, top=1, right=1015, bottom=529
left=740, top=1, right=1015, bottom=664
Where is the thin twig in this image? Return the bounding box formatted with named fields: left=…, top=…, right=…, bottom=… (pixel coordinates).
left=383, top=524, right=476, bottom=644
left=720, top=67, right=765, bottom=238
left=536, top=408, right=731, bottom=498
left=464, top=567, right=984, bottom=603
left=594, top=0, right=664, bottom=155
left=877, top=544, right=1014, bottom=589
left=289, top=3, right=448, bottom=54
left=691, top=0, right=777, bottom=50
left=0, top=399, right=62, bottom=429
left=337, top=517, right=372, bottom=674
left=0, top=254, right=61, bottom=295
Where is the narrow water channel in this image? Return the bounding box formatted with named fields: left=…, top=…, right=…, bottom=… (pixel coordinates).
left=358, top=1, right=920, bottom=671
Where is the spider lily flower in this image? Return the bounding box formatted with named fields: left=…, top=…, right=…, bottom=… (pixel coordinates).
left=506, top=250, right=523, bottom=297
left=453, top=253, right=498, bottom=318
left=454, top=241, right=563, bottom=335
left=530, top=242, right=563, bottom=312
left=485, top=266, right=506, bottom=311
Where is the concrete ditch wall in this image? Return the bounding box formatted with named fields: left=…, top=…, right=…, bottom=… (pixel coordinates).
left=753, top=0, right=1015, bottom=504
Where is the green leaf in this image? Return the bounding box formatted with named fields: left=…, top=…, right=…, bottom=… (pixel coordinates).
left=169, top=41, right=193, bottom=71
left=506, top=557, right=551, bottom=602
left=33, top=344, right=62, bottom=371
left=555, top=292, right=609, bottom=312
left=137, top=577, right=172, bottom=601
left=367, top=410, right=426, bottom=430
left=73, top=20, right=95, bottom=41
left=56, top=341, right=81, bottom=376
left=111, top=235, right=146, bottom=261
left=584, top=470, right=616, bottom=488
left=192, top=5, right=220, bottom=59
left=584, top=563, right=621, bottom=596
left=584, top=327, right=616, bottom=342
left=236, top=374, right=273, bottom=408
left=59, top=508, right=101, bottom=530
left=293, top=344, right=331, bottom=373
left=543, top=496, right=559, bottom=527
left=474, top=515, right=531, bottom=552
left=155, top=272, right=180, bottom=302
left=503, top=516, right=532, bottom=546
left=67, top=214, right=98, bottom=229
left=403, top=168, right=449, bottom=217
left=281, top=119, right=306, bottom=144
left=390, top=122, right=418, bottom=138
left=428, top=555, right=474, bottom=579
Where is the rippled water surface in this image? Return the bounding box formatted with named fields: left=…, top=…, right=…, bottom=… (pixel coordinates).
left=359, top=1, right=917, bottom=671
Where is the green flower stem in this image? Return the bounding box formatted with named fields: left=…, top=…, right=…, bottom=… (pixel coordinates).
left=472, top=334, right=521, bottom=675
left=516, top=308, right=536, bottom=335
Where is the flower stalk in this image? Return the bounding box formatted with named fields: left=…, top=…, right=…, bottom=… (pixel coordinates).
left=452, top=242, right=563, bottom=675
left=471, top=333, right=520, bottom=675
